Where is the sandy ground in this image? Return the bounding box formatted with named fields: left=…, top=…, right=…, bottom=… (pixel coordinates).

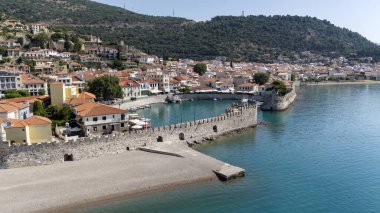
left=0, top=142, right=226, bottom=213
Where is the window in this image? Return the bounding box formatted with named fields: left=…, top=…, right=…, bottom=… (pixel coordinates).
left=22, top=129, right=25, bottom=131
left=86, top=118, right=89, bottom=121
left=93, top=127, right=97, bottom=131
left=121, top=123, right=125, bottom=127
left=113, top=115, right=115, bottom=118
left=102, top=116, right=107, bottom=120
left=103, top=126, right=106, bottom=130
left=93, top=117, right=98, bottom=122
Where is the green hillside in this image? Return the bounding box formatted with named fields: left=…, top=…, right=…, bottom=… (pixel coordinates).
left=1, top=0, right=379, bottom=62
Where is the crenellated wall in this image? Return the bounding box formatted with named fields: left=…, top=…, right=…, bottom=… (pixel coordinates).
left=0, top=105, right=258, bottom=169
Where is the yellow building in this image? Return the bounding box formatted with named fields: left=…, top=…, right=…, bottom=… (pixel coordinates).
left=5, top=116, right=52, bottom=145
left=50, top=82, right=79, bottom=107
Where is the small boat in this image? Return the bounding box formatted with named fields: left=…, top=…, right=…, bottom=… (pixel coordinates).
left=213, top=98, right=218, bottom=101
left=138, top=106, right=145, bottom=110
left=241, top=98, right=248, bottom=103
left=129, top=108, right=137, bottom=112
left=140, top=118, right=151, bottom=122
left=144, top=105, right=151, bottom=108
left=190, top=99, right=194, bottom=101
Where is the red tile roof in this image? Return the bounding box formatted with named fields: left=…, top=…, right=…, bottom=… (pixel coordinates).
left=74, top=102, right=128, bottom=117
left=8, top=116, right=52, bottom=128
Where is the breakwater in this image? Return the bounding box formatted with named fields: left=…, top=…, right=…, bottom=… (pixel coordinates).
left=0, top=104, right=257, bottom=169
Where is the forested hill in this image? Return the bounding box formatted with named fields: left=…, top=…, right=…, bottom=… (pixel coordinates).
left=1, top=0, right=379, bottom=62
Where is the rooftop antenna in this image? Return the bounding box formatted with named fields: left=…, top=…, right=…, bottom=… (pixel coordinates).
left=173, top=10, right=175, bottom=17
left=124, top=4, right=126, bottom=10
left=242, top=10, right=245, bottom=17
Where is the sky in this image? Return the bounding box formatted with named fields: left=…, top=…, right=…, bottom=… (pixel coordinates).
left=93, top=0, right=380, bottom=43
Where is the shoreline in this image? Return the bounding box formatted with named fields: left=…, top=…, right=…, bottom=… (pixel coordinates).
left=301, top=80, right=380, bottom=86
left=0, top=141, right=235, bottom=213
left=43, top=175, right=217, bottom=213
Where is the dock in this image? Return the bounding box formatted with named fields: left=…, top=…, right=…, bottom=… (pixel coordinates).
left=213, top=164, right=245, bottom=181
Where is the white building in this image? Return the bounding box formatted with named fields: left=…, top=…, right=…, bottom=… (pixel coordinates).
left=74, top=102, right=129, bottom=136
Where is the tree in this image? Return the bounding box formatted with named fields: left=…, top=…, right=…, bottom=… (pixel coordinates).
left=272, top=80, right=289, bottom=96
left=254, top=72, right=270, bottom=85
left=193, top=63, right=207, bottom=76
left=45, top=105, right=60, bottom=120
left=178, top=86, right=191, bottom=93
left=3, top=90, right=29, bottom=99
left=38, top=89, right=46, bottom=96
left=24, top=60, right=35, bottom=72
left=33, top=32, right=50, bottom=49
left=87, top=75, right=123, bottom=101
left=59, top=106, right=74, bottom=121
left=291, top=74, right=296, bottom=81
left=33, top=101, right=46, bottom=116
left=112, top=60, right=126, bottom=70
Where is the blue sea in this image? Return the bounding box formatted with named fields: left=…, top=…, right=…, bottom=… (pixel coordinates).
left=74, top=84, right=380, bottom=213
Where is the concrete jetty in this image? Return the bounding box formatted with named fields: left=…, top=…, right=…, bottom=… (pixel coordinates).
left=213, top=164, right=245, bottom=181
left=140, top=141, right=245, bottom=182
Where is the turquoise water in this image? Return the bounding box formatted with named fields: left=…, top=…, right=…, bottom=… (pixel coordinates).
left=137, top=100, right=234, bottom=127
left=75, top=85, right=380, bottom=213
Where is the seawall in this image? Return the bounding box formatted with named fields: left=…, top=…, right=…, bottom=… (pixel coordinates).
left=0, top=104, right=257, bottom=169
left=171, top=93, right=264, bottom=102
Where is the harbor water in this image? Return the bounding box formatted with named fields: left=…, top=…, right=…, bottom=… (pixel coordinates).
left=75, top=84, right=380, bottom=213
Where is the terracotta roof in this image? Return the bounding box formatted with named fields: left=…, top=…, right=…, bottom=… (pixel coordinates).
left=71, top=76, right=83, bottom=82
left=50, top=82, right=64, bottom=85
left=170, top=79, right=180, bottom=84
left=0, top=96, right=48, bottom=104
left=4, top=102, right=29, bottom=109
left=138, top=79, right=157, bottom=84
left=66, top=92, right=96, bottom=105
left=7, top=116, right=52, bottom=128
left=238, top=83, right=258, bottom=87
left=74, top=102, right=128, bottom=117
left=0, top=104, right=18, bottom=113
left=119, top=78, right=139, bottom=87
left=21, top=74, right=46, bottom=84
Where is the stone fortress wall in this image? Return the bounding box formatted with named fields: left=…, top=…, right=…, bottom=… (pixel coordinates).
left=260, top=89, right=297, bottom=111
left=0, top=104, right=258, bottom=169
